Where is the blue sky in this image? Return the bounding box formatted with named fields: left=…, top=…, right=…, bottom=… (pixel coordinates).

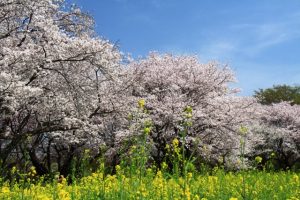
left=71, top=0, right=300, bottom=96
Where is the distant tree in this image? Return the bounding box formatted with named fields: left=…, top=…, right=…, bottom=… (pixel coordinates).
left=248, top=102, right=300, bottom=170
left=254, top=85, right=300, bottom=105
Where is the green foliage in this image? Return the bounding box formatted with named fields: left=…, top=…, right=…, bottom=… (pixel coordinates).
left=254, top=84, right=300, bottom=105
left=119, top=99, right=153, bottom=179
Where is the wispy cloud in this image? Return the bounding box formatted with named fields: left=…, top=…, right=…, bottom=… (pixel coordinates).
left=195, top=11, right=300, bottom=95
left=198, top=40, right=237, bottom=62
left=236, top=20, right=300, bottom=56
left=197, top=11, right=300, bottom=60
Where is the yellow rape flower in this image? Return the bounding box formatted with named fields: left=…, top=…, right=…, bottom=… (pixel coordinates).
left=59, top=189, right=71, bottom=200
left=1, top=186, right=10, bottom=193
left=185, top=106, right=193, bottom=114
left=239, top=125, right=248, bottom=135
left=29, top=166, right=37, bottom=176
left=36, top=194, right=52, bottom=200
left=255, top=156, right=262, bottom=164
left=138, top=99, right=145, bottom=109
left=144, top=127, right=151, bottom=135
left=293, top=174, right=299, bottom=183
left=187, top=172, right=193, bottom=179
left=172, top=138, right=179, bottom=147
left=161, top=162, right=168, bottom=170
left=11, top=166, right=17, bottom=174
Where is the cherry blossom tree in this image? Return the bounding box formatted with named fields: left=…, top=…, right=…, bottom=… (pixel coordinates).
left=2, top=0, right=298, bottom=176
left=0, top=0, right=121, bottom=175
left=248, top=102, right=300, bottom=169
left=103, top=53, right=259, bottom=168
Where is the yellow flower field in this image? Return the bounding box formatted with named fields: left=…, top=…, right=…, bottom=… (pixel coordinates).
left=0, top=167, right=299, bottom=200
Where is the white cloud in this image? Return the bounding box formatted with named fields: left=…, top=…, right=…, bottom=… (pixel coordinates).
left=241, top=21, right=300, bottom=56
left=198, top=40, right=237, bottom=62
left=198, top=11, right=300, bottom=60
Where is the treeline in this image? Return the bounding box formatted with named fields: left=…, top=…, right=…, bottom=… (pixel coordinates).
left=0, top=0, right=299, bottom=179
